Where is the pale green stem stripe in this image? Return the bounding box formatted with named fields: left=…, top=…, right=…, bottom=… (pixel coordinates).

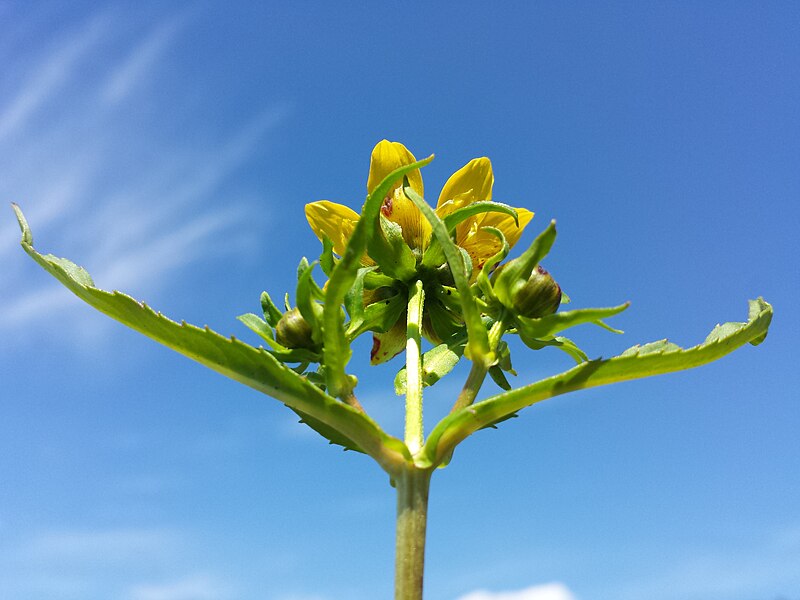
left=405, top=280, right=425, bottom=454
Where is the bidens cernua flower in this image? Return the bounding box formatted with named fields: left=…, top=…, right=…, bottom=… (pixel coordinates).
left=305, top=140, right=535, bottom=363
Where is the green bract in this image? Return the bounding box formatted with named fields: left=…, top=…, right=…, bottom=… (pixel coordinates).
left=11, top=139, right=773, bottom=600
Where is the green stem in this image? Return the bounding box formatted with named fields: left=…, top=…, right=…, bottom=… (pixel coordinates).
left=450, top=318, right=507, bottom=413
left=405, top=279, right=425, bottom=454
left=394, top=466, right=432, bottom=600
left=341, top=389, right=365, bottom=413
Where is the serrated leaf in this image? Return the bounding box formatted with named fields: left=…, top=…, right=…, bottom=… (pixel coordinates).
left=420, top=297, right=773, bottom=468
left=14, top=205, right=410, bottom=473
left=322, top=156, right=433, bottom=398
left=620, top=339, right=682, bottom=357
left=289, top=407, right=365, bottom=452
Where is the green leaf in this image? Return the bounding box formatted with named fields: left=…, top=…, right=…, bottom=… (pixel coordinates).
left=395, top=342, right=463, bottom=395
left=322, top=157, right=433, bottom=398
left=260, top=291, right=284, bottom=327
left=488, top=365, right=512, bottom=390
left=515, top=330, right=589, bottom=364
left=13, top=204, right=410, bottom=473
left=366, top=215, right=417, bottom=281
left=344, top=267, right=371, bottom=323
left=551, top=335, right=589, bottom=363
left=295, top=260, right=324, bottom=337
left=238, top=312, right=275, bottom=342
left=515, top=303, right=629, bottom=340
left=475, top=226, right=509, bottom=305
left=426, top=297, right=463, bottom=342
left=495, top=340, right=516, bottom=374
left=320, top=235, right=336, bottom=277
left=442, top=201, right=519, bottom=232
left=364, top=270, right=395, bottom=289
left=348, top=291, right=406, bottom=338
left=493, top=221, right=557, bottom=309
left=403, top=183, right=491, bottom=364
left=420, top=297, right=773, bottom=468
left=237, top=313, right=321, bottom=363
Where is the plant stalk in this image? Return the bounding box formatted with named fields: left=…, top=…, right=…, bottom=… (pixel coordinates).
left=450, top=318, right=508, bottom=413
left=394, top=466, right=432, bottom=600
left=405, top=279, right=425, bottom=454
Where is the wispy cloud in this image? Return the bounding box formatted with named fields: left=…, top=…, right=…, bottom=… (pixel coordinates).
left=456, top=582, right=577, bottom=600
left=0, top=14, right=107, bottom=141
left=1, top=8, right=287, bottom=342
left=101, top=17, right=183, bottom=105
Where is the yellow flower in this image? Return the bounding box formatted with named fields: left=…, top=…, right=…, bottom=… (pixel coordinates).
left=306, top=139, right=533, bottom=270
left=305, top=140, right=534, bottom=364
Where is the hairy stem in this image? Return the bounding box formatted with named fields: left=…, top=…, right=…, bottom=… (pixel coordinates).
left=450, top=318, right=507, bottom=413
left=405, top=279, right=425, bottom=454
left=394, top=466, right=432, bottom=600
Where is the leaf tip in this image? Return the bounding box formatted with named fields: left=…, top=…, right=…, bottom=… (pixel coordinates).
left=11, top=202, right=33, bottom=246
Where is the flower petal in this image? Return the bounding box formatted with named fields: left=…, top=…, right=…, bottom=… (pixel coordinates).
left=436, top=157, right=494, bottom=217
left=381, top=186, right=431, bottom=252
left=370, top=319, right=407, bottom=365
left=459, top=207, right=534, bottom=274
left=304, top=200, right=361, bottom=256
left=479, top=207, right=534, bottom=249
left=367, top=140, right=424, bottom=196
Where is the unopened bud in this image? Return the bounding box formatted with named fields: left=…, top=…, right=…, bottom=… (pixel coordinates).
left=510, top=265, right=562, bottom=318
left=275, top=308, right=315, bottom=349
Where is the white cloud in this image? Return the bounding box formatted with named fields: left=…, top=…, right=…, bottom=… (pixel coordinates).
left=127, top=574, right=229, bottom=600
left=22, top=528, right=179, bottom=563
left=0, top=14, right=107, bottom=140
left=457, top=582, right=577, bottom=600
left=101, top=17, right=182, bottom=105
left=1, top=7, right=287, bottom=341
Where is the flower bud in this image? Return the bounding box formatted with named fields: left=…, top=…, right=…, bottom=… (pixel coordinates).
left=275, top=308, right=316, bottom=349
left=509, top=265, right=562, bottom=318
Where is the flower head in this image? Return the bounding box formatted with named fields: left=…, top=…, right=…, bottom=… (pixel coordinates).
left=305, top=140, right=535, bottom=364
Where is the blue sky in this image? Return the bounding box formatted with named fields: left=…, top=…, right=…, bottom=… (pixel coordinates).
left=1, top=3, right=798, bottom=600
